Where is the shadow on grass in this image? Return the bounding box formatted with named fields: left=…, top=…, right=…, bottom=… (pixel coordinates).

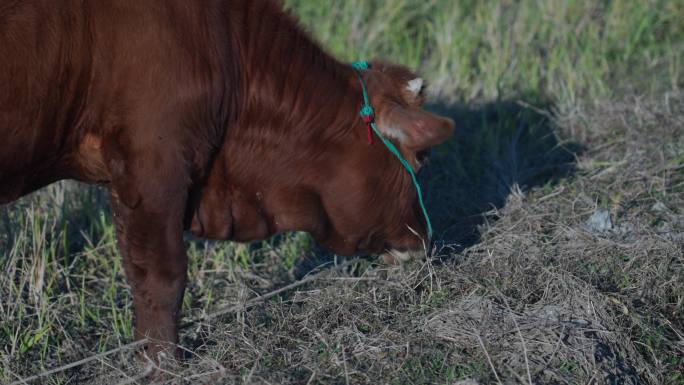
left=424, top=99, right=581, bottom=253
left=293, top=98, right=581, bottom=275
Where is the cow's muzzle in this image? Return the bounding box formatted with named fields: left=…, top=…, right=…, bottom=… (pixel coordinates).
left=381, top=248, right=425, bottom=265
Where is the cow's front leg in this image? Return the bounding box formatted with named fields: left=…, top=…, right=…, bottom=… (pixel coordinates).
left=109, top=170, right=190, bottom=361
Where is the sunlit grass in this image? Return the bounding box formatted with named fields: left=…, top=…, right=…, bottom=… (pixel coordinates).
left=289, top=0, right=684, bottom=108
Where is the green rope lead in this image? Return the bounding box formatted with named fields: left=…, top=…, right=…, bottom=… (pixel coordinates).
left=351, top=61, right=433, bottom=240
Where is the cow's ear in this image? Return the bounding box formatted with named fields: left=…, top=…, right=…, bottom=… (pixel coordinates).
left=379, top=106, right=454, bottom=151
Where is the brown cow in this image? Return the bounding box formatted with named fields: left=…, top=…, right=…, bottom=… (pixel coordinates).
left=0, top=0, right=453, bottom=359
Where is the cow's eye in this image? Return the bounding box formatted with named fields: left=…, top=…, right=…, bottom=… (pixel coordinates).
left=416, top=149, right=430, bottom=169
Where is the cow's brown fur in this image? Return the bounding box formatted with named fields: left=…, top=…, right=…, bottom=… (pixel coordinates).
left=0, top=0, right=453, bottom=359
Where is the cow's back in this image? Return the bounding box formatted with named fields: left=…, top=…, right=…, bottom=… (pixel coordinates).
left=0, top=1, right=236, bottom=204
left=0, top=1, right=91, bottom=201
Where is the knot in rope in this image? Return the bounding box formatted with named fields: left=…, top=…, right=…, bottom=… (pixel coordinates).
left=351, top=61, right=370, bottom=71
left=360, top=105, right=375, bottom=120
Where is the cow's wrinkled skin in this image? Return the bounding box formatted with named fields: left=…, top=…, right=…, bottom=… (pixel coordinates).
left=0, top=0, right=453, bottom=359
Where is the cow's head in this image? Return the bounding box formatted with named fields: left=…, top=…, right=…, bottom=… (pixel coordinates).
left=190, top=60, right=453, bottom=264
left=322, top=61, right=454, bottom=262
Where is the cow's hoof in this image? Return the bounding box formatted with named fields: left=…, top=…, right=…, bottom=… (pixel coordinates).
left=134, top=341, right=182, bottom=378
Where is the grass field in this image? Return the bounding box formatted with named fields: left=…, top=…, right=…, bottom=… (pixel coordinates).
left=2, top=1, right=683, bottom=384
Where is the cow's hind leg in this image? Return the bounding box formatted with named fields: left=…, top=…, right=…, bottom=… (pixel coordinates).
left=107, top=151, right=191, bottom=362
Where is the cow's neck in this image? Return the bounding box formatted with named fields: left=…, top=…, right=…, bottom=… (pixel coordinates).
left=234, top=0, right=359, bottom=140
left=191, top=1, right=363, bottom=243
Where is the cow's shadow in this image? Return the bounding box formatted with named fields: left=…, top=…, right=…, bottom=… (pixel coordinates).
left=292, top=98, right=581, bottom=276
left=423, top=99, right=580, bottom=253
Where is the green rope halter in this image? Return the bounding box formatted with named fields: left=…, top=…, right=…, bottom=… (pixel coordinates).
left=351, top=60, right=433, bottom=240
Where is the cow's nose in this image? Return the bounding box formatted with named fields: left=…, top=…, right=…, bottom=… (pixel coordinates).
left=381, top=248, right=425, bottom=265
